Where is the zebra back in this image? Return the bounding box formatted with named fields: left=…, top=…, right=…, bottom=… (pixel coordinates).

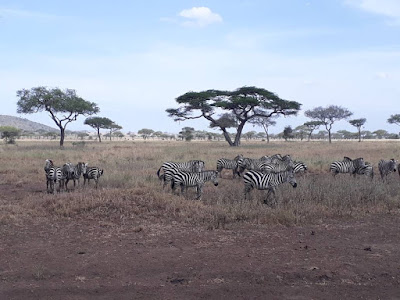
left=243, top=169, right=297, bottom=190
left=378, top=159, right=397, bottom=178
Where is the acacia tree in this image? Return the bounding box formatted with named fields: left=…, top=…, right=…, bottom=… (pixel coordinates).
left=349, top=118, right=366, bottom=142
left=305, top=105, right=352, bottom=143
left=303, top=121, right=324, bottom=141
left=84, top=117, right=114, bottom=142
left=179, top=127, right=195, bottom=141
left=249, top=116, right=277, bottom=143
left=0, top=126, right=20, bottom=144
left=107, top=123, right=122, bottom=141
left=388, top=114, right=400, bottom=136
left=138, top=128, right=154, bottom=140
left=166, top=86, right=301, bottom=147
left=16, top=87, right=99, bottom=147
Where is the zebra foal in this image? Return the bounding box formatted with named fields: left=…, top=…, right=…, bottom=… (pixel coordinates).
left=83, top=165, right=104, bottom=189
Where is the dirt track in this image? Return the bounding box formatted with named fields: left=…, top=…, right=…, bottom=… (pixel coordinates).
left=1, top=199, right=400, bottom=299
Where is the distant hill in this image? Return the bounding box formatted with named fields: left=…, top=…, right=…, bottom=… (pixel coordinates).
left=0, top=115, right=58, bottom=133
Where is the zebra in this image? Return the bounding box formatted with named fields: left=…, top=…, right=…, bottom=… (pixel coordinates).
left=216, top=154, right=243, bottom=178
left=236, top=156, right=270, bottom=177
left=243, top=169, right=297, bottom=206
left=62, top=162, right=87, bottom=190
left=83, top=166, right=104, bottom=189
left=329, top=157, right=365, bottom=177
left=260, top=155, right=294, bottom=174
left=357, top=163, right=374, bottom=179
left=46, top=166, right=65, bottom=194
left=157, top=160, right=204, bottom=189
left=378, top=159, right=397, bottom=181
left=293, top=161, right=308, bottom=174
left=171, top=170, right=219, bottom=200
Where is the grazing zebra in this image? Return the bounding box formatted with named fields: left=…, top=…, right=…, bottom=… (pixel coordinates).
left=83, top=166, right=104, bottom=189
left=46, top=166, right=65, bottom=194
left=62, top=162, right=87, bottom=190
left=216, top=154, right=243, bottom=178
left=243, top=169, right=297, bottom=206
left=378, top=159, right=397, bottom=181
left=357, top=163, right=374, bottom=179
left=330, top=157, right=365, bottom=177
left=293, top=161, right=308, bottom=174
left=157, top=160, right=204, bottom=188
left=171, top=170, right=219, bottom=200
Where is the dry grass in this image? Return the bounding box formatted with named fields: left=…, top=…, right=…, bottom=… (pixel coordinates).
left=1, top=140, right=400, bottom=229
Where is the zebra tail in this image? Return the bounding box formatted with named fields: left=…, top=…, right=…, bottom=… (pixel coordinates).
left=157, top=167, right=162, bottom=179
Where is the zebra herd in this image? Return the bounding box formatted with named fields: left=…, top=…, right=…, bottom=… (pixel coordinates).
left=330, top=156, right=399, bottom=181
left=157, top=154, right=307, bottom=205
left=44, top=159, right=104, bottom=194
left=157, top=154, right=400, bottom=205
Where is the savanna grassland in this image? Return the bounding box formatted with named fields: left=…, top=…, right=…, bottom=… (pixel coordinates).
left=1, top=140, right=400, bottom=299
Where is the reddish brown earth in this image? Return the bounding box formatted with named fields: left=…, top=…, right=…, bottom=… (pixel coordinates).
left=1, top=184, right=400, bottom=299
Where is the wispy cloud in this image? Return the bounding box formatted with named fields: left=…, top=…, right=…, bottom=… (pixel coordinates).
left=178, top=7, right=222, bottom=27
left=0, top=8, right=60, bottom=20
left=345, top=0, right=400, bottom=25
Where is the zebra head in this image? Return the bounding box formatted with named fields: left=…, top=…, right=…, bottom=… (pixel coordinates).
left=211, top=171, right=219, bottom=186
left=44, top=159, right=53, bottom=172
left=77, top=162, right=87, bottom=175
left=390, top=159, right=397, bottom=172
left=286, top=169, right=297, bottom=188
left=234, top=154, right=243, bottom=161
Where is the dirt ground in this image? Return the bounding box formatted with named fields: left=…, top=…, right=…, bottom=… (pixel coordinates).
left=1, top=184, right=400, bottom=299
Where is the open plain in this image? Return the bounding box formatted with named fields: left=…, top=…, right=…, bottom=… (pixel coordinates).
left=1, top=140, right=400, bottom=299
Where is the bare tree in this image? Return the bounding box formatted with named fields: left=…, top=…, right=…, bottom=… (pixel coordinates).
left=305, top=105, right=353, bottom=143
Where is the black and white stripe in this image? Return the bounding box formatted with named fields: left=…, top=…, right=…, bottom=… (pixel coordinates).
left=293, top=161, right=308, bottom=174
left=357, top=163, right=374, bottom=179
left=243, top=169, right=297, bottom=205
left=62, top=162, right=87, bottom=189
left=260, top=156, right=294, bottom=174
left=330, top=157, right=365, bottom=176
left=216, top=154, right=243, bottom=178
left=236, top=156, right=270, bottom=176
left=46, top=166, right=65, bottom=194
left=157, top=160, right=204, bottom=188
left=171, top=170, right=219, bottom=200
left=83, top=166, right=104, bottom=188
left=378, top=159, right=397, bottom=181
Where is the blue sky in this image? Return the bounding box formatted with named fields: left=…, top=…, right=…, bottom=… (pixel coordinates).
left=1, top=0, right=399, bottom=134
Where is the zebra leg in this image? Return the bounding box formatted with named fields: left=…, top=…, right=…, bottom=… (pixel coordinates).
left=196, top=184, right=203, bottom=200
left=244, top=185, right=252, bottom=200
left=264, top=188, right=276, bottom=206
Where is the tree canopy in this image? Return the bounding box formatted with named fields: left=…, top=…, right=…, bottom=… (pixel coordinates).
left=17, top=87, right=99, bottom=147
left=388, top=114, right=400, bottom=126
left=305, top=105, right=352, bottom=143
left=84, top=116, right=115, bottom=142
left=0, top=126, right=20, bottom=144
left=349, top=118, right=366, bottom=142
left=166, top=86, right=301, bottom=146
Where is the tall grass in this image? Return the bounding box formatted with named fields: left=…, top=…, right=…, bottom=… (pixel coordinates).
left=1, top=140, right=399, bottom=229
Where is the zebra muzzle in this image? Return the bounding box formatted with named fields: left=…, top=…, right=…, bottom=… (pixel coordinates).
left=214, top=183, right=219, bottom=186
left=292, top=183, right=298, bottom=188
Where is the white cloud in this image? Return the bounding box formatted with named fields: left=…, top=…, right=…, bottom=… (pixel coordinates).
left=178, top=7, right=222, bottom=27
left=345, top=0, right=400, bottom=25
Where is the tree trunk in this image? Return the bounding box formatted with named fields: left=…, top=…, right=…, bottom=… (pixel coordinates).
left=97, top=127, right=102, bottom=142
left=358, top=127, right=361, bottom=142
left=221, top=128, right=234, bottom=146
left=233, top=122, right=246, bottom=146
left=328, top=130, right=332, bottom=143
left=60, top=127, right=65, bottom=148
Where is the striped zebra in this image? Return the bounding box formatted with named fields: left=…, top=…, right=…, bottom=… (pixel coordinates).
left=236, top=156, right=270, bottom=177
left=330, top=157, right=365, bottom=177
left=243, top=169, right=297, bottom=206
left=157, top=160, right=204, bottom=189
left=378, top=159, right=397, bottom=181
left=46, top=166, right=65, bottom=194
left=62, top=162, right=87, bottom=190
left=171, top=170, right=219, bottom=200
left=357, top=163, right=374, bottom=179
left=83, top=166, right=104, bottom=189
left=216, top=154, right=243, bottom=178
left=293, top=161, right=308, bottom=174
left=260, top=155, right=294, bottom=174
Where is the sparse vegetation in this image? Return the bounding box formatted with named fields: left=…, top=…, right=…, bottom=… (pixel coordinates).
left=1, top=140, right=400, bottom=230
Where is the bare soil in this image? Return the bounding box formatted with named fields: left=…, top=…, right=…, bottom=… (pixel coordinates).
left=1, top=183, right=400, bottom=300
